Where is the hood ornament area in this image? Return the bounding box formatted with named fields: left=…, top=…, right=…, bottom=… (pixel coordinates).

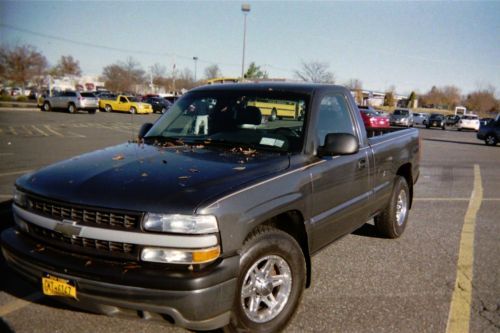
left=54, top=220, right=82, bottom=238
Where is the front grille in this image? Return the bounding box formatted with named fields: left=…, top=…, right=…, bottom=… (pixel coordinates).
left=26, top=195, right=142, bottom=230
left=28, top=223, right=137, bottom=259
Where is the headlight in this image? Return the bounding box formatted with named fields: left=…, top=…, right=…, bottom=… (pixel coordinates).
left=143, top=214, right=218, bottom=234
left=13, top=188, right=27, bottom=208
left=141, top=246, right=220, bottom=264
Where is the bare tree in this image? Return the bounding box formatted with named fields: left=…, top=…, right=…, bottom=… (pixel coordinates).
left=346, top=79, right=363, bottom=104
left=204, top=64, right=222, bottom=80
left=101, top=57, right=145, bottom=93
left=294, top=61, right=335, bottom=83
left=0, top=44, right=48, bottom=92
left=53, top=55, right=81, bottom=77
left=464, top=86, right=498, bottom=114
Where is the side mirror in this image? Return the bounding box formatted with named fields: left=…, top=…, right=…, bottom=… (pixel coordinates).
left=319, top=133, right=359, bottom=156
left=138, top=123, right=153, bottom=139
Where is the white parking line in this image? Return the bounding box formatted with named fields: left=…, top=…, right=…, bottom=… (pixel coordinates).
left=0, top=170, right=33, bottom=178
left=43, top=125, right=64, bottom=137
left=31, top=125, right=49, bottom=136
left=66, top=131, right=86, bottom=138
left=21, top=125, right=34, bottom=136
left=0, top=292, right=43, bottom=316
left=8, top=126, right=17, bottom=135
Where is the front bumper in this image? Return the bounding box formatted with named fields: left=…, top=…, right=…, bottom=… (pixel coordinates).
left=1, top=228, right=238, bottom=331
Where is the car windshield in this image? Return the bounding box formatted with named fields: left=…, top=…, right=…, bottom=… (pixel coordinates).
left=394, top=110, right=409, bottom=115
left=145, top=90, right=308, bottom=153
left=81, top=92, right=95, bottom=97
left=362, top=110, right=378, bottom=116
left=463, top=115, right=478, bottom=120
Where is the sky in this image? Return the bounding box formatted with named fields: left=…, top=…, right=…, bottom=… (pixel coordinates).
left=0, top=0, right=499, bottom=95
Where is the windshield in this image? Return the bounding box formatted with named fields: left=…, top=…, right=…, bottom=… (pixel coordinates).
left=394, top=109, right=409, bottom=115
left=145, top=90, right=309, bottom=153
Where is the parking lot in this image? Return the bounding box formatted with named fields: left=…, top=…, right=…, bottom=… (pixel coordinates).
left=0, top=109, right=498, bottom=333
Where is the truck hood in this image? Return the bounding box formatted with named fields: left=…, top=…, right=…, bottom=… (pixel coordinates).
left=17, top=142, right=290, bottom=213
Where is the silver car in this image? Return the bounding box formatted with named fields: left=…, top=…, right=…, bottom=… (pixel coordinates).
left=42, top=91, right=98, bottom=114
left=390, top=108, right=414, bottom=127
left=413, top=112, right=429, bottom=126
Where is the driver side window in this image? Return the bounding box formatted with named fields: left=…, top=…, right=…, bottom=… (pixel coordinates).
left=317, top=94, right=355, bottom=146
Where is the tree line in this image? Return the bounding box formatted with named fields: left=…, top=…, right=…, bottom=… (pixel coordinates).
left=0, top=43, right=498, bottom=114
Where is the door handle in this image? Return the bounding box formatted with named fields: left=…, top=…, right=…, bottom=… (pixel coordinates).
left=358, top=158, right=366, bottom=169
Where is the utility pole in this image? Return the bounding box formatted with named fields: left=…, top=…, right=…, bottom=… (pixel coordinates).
left=241, top=3, right=251, bottom=80
left=193, top=56, right=199, bottom=82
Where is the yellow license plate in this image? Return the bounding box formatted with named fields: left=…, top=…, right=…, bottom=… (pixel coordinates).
left=42, top=273, right=77, bottom=299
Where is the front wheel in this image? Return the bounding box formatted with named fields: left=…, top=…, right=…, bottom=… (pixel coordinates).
left=68, top=103, right=77, bottom=113
left=227, top=226, right=306, bottom=333
left=485, top=134, right=497, bottom=146
left=42, top=102, right=51, bottom=112
left=130, top=107, right=136, bottom=114
left=161, top=107, right=167, bottom=114
left=374, top=176, right=410, bottom=238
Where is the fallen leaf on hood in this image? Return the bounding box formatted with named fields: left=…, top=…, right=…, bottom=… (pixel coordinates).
left=189, top=168, right=199, bottom=173
left=141, top=172, right=148, bottom=177
left=85, top=260, right=92, bottom=267
left=233, top=166, right=246, bottom=171
left=112, top=154, right=125, bottom=161
left=178, top=175, right=191, bottom=180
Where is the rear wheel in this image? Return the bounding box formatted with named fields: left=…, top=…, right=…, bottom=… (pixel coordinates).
left=227, top=226, right=306, bottom=333
left=375, top=176, right=410, bottom=238
left=105, top=104, right=112, bottom=112
left=269, top=108, right=277, bottom=122
left=161, top=107, right=167, bottom=114
left=485, top=134, right=497, bottom=146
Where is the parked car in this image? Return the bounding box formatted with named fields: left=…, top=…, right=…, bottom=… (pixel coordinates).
left=413, top=112, right=429, bottom=126
left=444, top=115, right=461, bottom=129
left=425, top=113, right=446, bottom=130
left=480, top=118, right=494, bottom=127
left=390, top=108, right=414, bottom=127
left=142, top=96, right=172, bottom=114
left=41, top=91, right=98, bottom=114
left=358, top=107, right=390, bottom=129
left=2, top=83, right=420, bottom=332
left=457, top=114, right=480, bottom=131
left=477, top=116, right=500, bottom=145
left=99, top=95, right=153, bottom=114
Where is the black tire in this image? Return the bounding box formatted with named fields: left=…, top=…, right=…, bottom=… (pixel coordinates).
left=485, top=134, right=497, bottom=146
left=68, top=103, right=77, bottom=113
left=105, top=104, right=112, bottom=112
left=374, top=176, right=410, bottom=238
left=130, top=107, right=137, bottom=114
left=227, top=226, right=306, bottom=333
left=426, top=125, right=430, bottom=129
left=161, top=107, right=167, bottom=114
left=42, top=102, right=51, bottom=112
left=441, top=126, right=445, bottom=130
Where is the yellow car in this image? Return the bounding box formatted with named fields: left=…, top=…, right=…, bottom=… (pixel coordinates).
left=99, top=95, right=152, bottom=114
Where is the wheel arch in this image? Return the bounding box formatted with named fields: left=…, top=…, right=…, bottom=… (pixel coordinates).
left=245, top=210, right=312, bottom=288
left=396, top=163, right=413, bottom=209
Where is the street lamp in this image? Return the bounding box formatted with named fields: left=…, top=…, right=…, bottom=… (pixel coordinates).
left=193, top=56, right=199, bottom=82
left=241, top=3, right=251, bottom=80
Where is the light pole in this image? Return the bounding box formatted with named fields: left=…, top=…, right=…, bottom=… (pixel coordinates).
left=193, top=56, right=198, bottom=82
left=241, top=3, right=251, bottom=80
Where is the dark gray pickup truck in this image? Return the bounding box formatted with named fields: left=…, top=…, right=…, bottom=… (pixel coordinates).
left=1, top=83, right=420, bottom=332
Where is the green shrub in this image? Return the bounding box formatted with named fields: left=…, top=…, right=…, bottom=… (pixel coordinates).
left=16, top=95, right=28, bottom=102
left=0, top=94, right=13, bottom=102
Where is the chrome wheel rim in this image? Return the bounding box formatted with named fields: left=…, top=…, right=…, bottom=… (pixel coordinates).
left=486, top=136, right=495, bottom=145
left=241, top=255, right=292, bottom=323
left=396, top=189, right=408, bottom=226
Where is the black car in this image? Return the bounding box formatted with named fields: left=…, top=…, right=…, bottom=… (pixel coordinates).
left=477, top=117, right=500, bottom=146
left=143, top=96, right=172, bottom=113
left=426, top=113, right=446, bottom=130
left=444, top=114, right=461, bottom=128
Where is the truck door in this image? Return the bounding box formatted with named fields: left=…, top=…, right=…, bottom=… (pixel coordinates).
left=309, top=93, right=371, bottom=252
left=118, top=96, right=129, bottom=112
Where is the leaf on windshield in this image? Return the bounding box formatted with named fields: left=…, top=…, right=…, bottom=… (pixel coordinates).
left=178, top=176, right=191, bottom=180
left=189, top=168, right=199, bottom=173
left=112, top=154, right=125, bottom=161
left=141, top=172, right=148, bottom=177
left=233, top=166, right=246, bottom=171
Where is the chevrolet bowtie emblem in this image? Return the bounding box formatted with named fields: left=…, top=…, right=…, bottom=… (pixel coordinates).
left=54, top=219, right=82, bottom=238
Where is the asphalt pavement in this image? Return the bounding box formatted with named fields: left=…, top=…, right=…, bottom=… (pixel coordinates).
left=0, top=109, right=498, bottom=333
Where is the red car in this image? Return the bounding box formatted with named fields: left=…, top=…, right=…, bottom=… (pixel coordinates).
left=358, top=106, right=390, bottom=129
